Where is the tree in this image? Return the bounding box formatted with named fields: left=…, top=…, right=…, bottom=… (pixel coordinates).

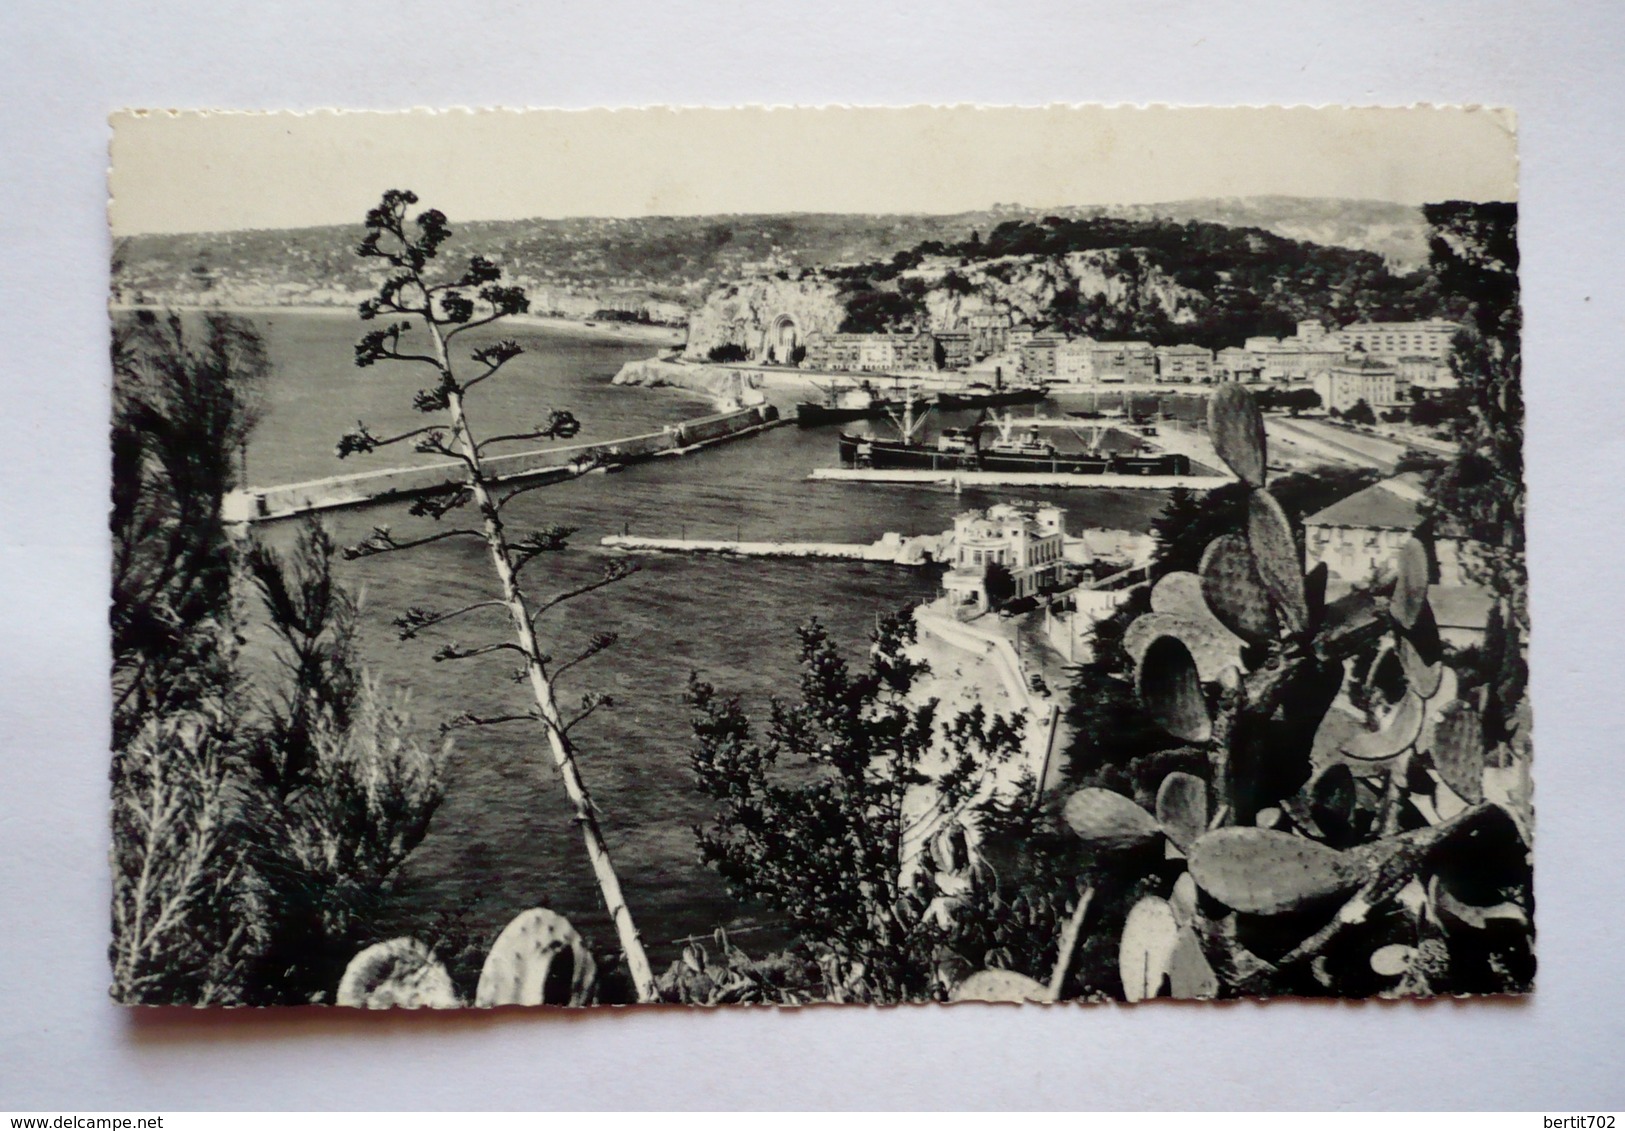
left=706, top=342, right=748, bottom=363
left=687, top=615, right=1026, bottom=1001
left=1150, top=484, right=1247, bottom=577
left=1343, top=398, right=1377, bottom=426
left=336, top=190, right=658, bottom=1000
left=1285, top=387, right=1322, bottom=415
left=111, top=311, right=266, bottom=745
left=983, top=560, right=1016, bottom=608
left=1422, top=201, right=1525, bottom=626
left=110, top=315, right=444, bottom=1006
left=1409, top=397, right=1451, bottom=428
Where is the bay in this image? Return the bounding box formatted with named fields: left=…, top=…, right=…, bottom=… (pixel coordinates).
left=241, top=310, right=1171, bottom=979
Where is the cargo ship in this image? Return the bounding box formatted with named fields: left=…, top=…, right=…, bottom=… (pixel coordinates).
left=934, top=371, right=1047, bottom=411
left=796, top=380, right=931, bottom=427
left=837, top=408, right=1192, bottom=476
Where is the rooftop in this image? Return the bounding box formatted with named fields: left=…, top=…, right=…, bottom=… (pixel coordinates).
left=1303, top=472, right=1429, bottom=531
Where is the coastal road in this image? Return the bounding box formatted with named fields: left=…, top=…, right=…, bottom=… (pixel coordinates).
left=1265, top=416, right=1411, bottom=473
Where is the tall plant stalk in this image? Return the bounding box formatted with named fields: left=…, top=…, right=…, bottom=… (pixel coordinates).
left=340, top=190, right=656, bottom=1001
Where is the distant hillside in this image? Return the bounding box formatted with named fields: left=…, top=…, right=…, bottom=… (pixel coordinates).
left=111, top=196, right=1434, bottom=315
left=1092, top=197, right=1431, bottom=271
left=685, top=211, right=1455, bottom=360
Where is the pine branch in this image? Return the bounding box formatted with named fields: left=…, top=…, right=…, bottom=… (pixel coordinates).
left=496, top=459, right=602, bottom=508
left=509, top=525, right=580, bottom=576
left=460, top=339, right=525, bottom=394
left=335, top=421, right=449, bottom=460
left=562, top=691, right=615, bottom=736
left=407, top=485, right=474, bottom=521
left=478, top=410, right=582, bottom=453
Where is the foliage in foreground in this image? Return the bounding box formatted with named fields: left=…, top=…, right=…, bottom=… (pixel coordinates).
left=686, top=614, right=1058, bottom=1002
left=990, top=384, right=1533, bottom=1002
left=109, top=313, right=445, bottom=1005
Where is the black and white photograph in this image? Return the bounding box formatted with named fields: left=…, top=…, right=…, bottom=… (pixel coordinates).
left=105, top=105, right=1529, bottom=1010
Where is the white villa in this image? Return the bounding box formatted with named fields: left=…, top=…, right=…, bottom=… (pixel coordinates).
left=941, top=503, right=1068, bottom=614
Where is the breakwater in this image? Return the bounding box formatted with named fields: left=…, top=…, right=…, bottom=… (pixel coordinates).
left=224, top=403, right=783, bottom=524
left=599, top=531, right=945, bottom=564
left=808, top=467, right=1233, bottom=490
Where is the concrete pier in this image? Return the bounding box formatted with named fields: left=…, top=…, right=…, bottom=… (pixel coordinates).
left=599, top=531, right=942, bottom=564
left=224, top=404, right=784, bottom=524
left=807, top=467, right=1233, bottom=490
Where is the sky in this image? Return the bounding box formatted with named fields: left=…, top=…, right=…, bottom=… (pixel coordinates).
left=108, top=105, right=1518, bottom=236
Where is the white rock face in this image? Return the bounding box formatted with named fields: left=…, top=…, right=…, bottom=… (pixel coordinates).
left=922, top=251, right=1201, bottom=332
left=682, top=277, right=848, bottom=360
left=682, top=251, right=1203, bottom=364
left=611, top=358, right=760, bottom=405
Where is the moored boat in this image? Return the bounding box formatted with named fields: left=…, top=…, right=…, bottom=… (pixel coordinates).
left=838, top=410, right=1192, bottom=476
left=935, top=382, right=1047, bottom=411
left=796, top=380, right=931, bottom=427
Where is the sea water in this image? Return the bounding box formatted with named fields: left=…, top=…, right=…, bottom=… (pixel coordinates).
left=242, top=311, right=1171, bottom=971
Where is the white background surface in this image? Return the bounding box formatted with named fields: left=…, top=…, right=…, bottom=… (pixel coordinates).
left=2, top=0, right=1623, bottom=1111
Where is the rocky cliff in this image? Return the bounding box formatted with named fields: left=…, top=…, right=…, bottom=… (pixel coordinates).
left=611, top=357, right=764, bottom=407
left=681, top=249, right=1204, bottom=362
left=682, top=277, right=848, bottom=361
left=919, top=250, right=1201, bottom=333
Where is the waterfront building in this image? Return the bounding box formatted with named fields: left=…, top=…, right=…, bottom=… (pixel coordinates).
left=1333, top=319, right=1460, bottom=361
left=1295, top=319, right=1331, bottom=347
left=964, top=311, right=1006, bottom=357
left=1263, top=346, right=1344, bottom=383
left=934, top=331, right=974, bottom=371
left=1215, top=346, right=1258, bottom=382
left=1313, top=357, right=1399, bottom=412
left=1017, top=330, right=1066, bottom=380
left=1086, top=340, right=1156, bottom=383
left=1303, top=473, right=1429, bottom=587
left=1053, top=336, right=1099, bottom=383
left=1154, top=343, right=1215, bottom=383
left=941, top=503, right=1068, bottom=614
left=1398, top=355, right=1457, bottom=391
left=803, top=331, right=939, bottom=372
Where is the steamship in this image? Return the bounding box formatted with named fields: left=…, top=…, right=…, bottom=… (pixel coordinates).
left=837, top=407, right=1191, bottom=477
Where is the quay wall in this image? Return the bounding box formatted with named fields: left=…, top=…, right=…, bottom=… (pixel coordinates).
left=226, top=404, right=780, bottom=523
left=808, top=467, right=1233, bottom=491
left=598, top=532, right=945, bottom=564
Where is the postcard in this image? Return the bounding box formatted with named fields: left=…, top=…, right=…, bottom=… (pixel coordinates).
left=107, top=106, right=1528, bottom=1007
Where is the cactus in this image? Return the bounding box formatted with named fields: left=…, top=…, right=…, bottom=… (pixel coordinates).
left=1136, top=636, right=1212, bottom=744
left=949, top=967, right=1050, bottom=1003
left=1186, top=827, right=1358, bottom=915
left=1154, top=771, right=1208, bottom=854
left=1208, top=384, right=1268, bottom=488
left=336, top=938, right=460, bottom=1009
left=337, top=906, right=600, bottom=1009
left=475, top=907, right=598, bottom=1008
left=1119, top=895, right=1218, bottom=1002
left=1200, top=534, right=1279, bottom=643
left=1054, top=384, right=1532, bottom=1000
left=1063, top=788, right=1162, bottom=851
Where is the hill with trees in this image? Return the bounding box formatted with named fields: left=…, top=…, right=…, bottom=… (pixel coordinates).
left=111, top=196, right=1431, bottom=321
